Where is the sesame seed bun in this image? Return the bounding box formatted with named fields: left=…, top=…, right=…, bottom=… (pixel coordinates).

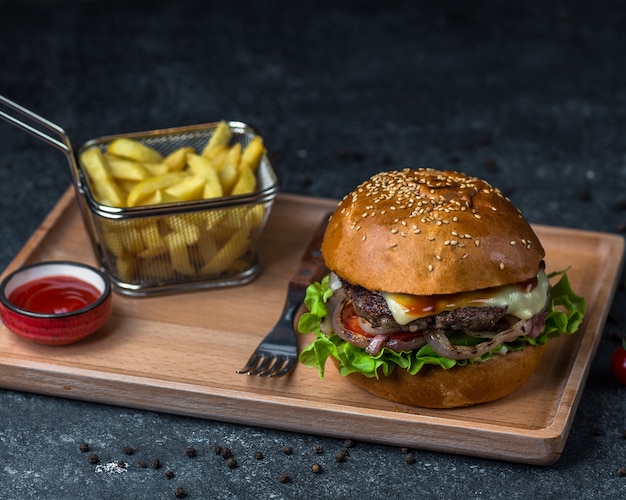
left=321, top=168, right=545, bottom=295
left=335, top=343, right=548, bottom=408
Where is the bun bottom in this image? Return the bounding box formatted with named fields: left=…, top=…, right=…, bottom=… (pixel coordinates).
left=337, top=344, right=548, bottom=408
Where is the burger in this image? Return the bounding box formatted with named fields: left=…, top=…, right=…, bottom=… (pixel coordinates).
left=298, top=168, right=585, bottom=408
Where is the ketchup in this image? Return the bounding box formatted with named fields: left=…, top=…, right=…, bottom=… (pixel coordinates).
left=9, top=275, right=100, bottom=314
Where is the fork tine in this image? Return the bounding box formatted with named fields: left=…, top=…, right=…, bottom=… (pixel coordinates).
left=272, top=357, right=298, bottom=377
left=263, top=355, right=289, bottom=377
left=248, top=355, right=273, bottom=376
left=236, top=353, right=262, bottom=375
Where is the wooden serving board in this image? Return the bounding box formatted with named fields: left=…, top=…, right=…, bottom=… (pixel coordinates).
left=0, top=188, right=623, bottom=464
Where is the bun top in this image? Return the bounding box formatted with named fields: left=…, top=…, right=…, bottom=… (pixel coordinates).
left=321, top=168, right=545, bottom=295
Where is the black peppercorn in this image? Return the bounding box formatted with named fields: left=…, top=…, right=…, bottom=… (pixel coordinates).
left=405, top=453, right=415, bottom=464
left=314, top=445, right=323, bottom=454
left=185, top=447, right=197, bottom=458
left=282, top=445, right=293, bottom=455
left=165, top=470, right=175, bottom=479
left=151, top=458, right=161, bottom=469
left=88, top=453, right=99, bottom=464
left=254, top=451, right=264, bottom=460
left=227, top=457, right=238, bottom=469
left=174, top=487, right=187, bottom=498
left=124, top=445, right=134, bottom=455
left=137, top=459, right=147, bottom=468
left=79, top=442, right=90, bottom=453
left=279, top=473, right=290, bottom=483
left=220, top=447, right=232, bottom=459
left=343, top=439, right=355, bottom=449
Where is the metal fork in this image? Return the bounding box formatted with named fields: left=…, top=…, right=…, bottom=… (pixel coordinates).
left=237, top=214, right=330, bottom=377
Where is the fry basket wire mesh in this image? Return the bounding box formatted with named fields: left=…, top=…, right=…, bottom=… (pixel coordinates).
left=76, top=121, right=280, bottom=296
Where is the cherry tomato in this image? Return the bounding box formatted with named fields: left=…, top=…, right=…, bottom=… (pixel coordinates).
left=610, top=341, right=626, bottom=386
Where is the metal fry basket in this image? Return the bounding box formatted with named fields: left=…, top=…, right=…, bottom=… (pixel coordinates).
left=0, top=94, right=280, bottom=296
left=75, top=122, right=280, bottom=296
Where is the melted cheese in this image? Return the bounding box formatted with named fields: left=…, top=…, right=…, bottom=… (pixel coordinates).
left=381, top=269, right=549, bottom=325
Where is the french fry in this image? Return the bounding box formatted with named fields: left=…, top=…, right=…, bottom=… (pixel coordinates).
left=186, top=153, right=224, bottom=199
left=218, top=161, right=239, bottom=194
left=200, top=225, right=250, bottom=276
left=137, top=254, right=174, bottom=281
left=79, top=147, right=127, bottom=207
left=167, top=215, right=201, bottom=245
left=230, top=164, right=257, bottom=196
left=138, top=221, right=167, bottom=257
left=240, top=136, right=265, bottom=172
left=142, top=162, right=171, bottom=176
left=115, top=254, right=136, bottom=283
left=218, top=142, right=241, bottom=193
left=108, top=137, right=163, bottom=163
left=201, top=120, right=231, bottom=158
left=164, top=175, right=206, bottom=201
left=127, top=172, right=186, bottom=206
left=142, top=189, right=179, bottom=205
left=246, top=204, right=266, bottom=230
left=164, top=232, right=196, bottom=275
left=106, top=157, right=151, bottom=181
left=163, top=146, right=194, bottom=171
left=206, top=145, right=229, bottom=172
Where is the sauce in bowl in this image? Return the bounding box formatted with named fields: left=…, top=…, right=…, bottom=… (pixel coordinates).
left=9, top=275, right=101, bottom=315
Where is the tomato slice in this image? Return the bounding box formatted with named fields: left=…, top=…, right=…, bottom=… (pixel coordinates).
left=341, top=302, right=367, bottom=335
left=340, top=301, right=420, bottom=341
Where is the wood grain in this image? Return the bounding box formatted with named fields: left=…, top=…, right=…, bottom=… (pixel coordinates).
left=0, top=187, right=623, bottom=464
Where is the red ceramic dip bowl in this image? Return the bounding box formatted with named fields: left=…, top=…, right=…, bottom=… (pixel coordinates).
left=0, top=261, right=112, bottom=346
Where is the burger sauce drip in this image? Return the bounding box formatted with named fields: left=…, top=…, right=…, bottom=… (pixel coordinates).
left=9, top=276, right=100, bottom=314
left=392, top=276, right=539, bottom=318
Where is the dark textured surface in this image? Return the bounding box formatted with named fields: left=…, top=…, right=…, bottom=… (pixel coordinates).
left=1, top=0, right=626, bottom=498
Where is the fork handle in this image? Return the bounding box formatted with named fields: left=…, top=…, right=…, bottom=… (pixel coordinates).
left=289, top=212, right=332, bottom=289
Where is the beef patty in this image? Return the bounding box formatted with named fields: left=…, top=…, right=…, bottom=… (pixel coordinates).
left=341, top=279, right=508, bottom=333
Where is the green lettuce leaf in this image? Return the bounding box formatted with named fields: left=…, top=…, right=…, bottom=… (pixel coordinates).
left=297, top=270, right=586, bottom=379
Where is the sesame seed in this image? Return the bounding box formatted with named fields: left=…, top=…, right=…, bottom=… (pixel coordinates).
left=510, top=241, right=516, bottom=245
left=391, top=228, right=398, bottom=234
left=474, top=240, right=480, bottom=246
left=499, top=263, right=505, bottom=270
left=362, top=235, right=367, bottom=241
left=428, top=264, right=434, bottom=272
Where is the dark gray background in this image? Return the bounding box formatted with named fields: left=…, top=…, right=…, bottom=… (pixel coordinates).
left=1, top=0, right=625, bottom=498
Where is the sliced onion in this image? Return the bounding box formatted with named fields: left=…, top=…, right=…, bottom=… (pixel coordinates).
left=424, top=316, right=534, bottom=360
left=329, top=297, right=426, bottom=355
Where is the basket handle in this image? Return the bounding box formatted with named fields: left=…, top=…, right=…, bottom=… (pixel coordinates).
left=0, top=94, right=72, bottom=155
